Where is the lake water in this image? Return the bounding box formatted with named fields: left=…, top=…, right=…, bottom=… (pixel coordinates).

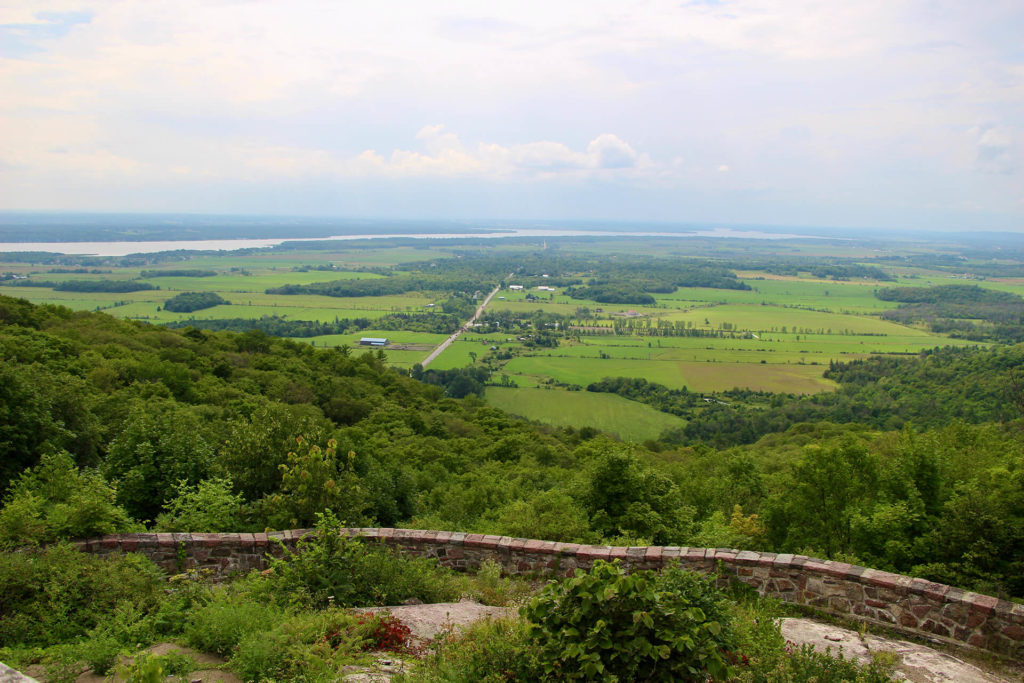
left=0, top=227, right=814, bottom=257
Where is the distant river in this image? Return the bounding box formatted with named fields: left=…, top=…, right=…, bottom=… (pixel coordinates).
left=0, top=227, right=813, bottom=257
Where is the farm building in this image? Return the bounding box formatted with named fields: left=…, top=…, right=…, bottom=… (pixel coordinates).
left=359, top=337, right=389, bottom=346
left=508, top=285, right=524, bottom=290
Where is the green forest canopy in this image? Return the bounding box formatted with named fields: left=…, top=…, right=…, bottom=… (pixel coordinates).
left=0, top=293, right=1022, bottom=600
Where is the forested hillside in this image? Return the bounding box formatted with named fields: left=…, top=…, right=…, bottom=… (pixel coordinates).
left=1, top=294, right=1022, bottom=600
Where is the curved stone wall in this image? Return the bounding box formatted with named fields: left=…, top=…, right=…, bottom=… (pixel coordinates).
left=73, top=528, right=1024, bottom=659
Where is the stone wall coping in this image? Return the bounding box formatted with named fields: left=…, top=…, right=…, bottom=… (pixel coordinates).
left=77, top=527, right=1023, bottom=655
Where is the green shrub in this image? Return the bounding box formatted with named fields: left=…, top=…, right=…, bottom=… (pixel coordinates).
left=0, top=451, right=138, bottom=547
left=266, top=512, right=462, bottom=609
left=154, top=476, right=244, bottom=532
left=521, top=560, right=735, bottom=681
left=183, top=584, right=286, bottom=656
left=462, top=558, right=536, bottom=607
left=117, top=650, right=196, bottom=683
left=230, top=609, right=379, bottom=681
left=76, top=633, right=122, bottom=676
left=0, top=544, right=163, bottom=647
left=747, top=642, right=896, bottom=683
left=405, top=616, right=542, bottom=682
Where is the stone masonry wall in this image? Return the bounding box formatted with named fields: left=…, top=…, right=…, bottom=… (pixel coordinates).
left=74, top=528, right=1024, bottom=659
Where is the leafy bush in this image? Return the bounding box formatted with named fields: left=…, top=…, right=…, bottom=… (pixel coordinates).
left=230, top=609, right=381, bottom=681
left=262, top=438, right=368, bottom=529
left=463, top=558, right=535, bottom=607
left=117, top=650, right=196, bottom=683
left=0, top=451, right=138, bottom=547
left=154, top=476, right=244, bottom=532
left=521, top=560, right=735, bottom=681
left=265, top=512, right=462, bottom=609
left=745, top=642, right=896, bottom=683
left=407, top=616, right=542, bottom=682
left=0, top=544, right=163, bottom=647
left=183, top=584, right=286, bottom=656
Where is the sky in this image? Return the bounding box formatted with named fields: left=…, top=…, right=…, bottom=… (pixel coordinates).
left=0, top=0, right=1022, bottom=231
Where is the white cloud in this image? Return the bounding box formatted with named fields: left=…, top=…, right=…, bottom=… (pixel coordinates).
left=229, top=128, right=652, bottom=181
left=0, top=0, right=1022, bottom=226
left=588, top=134, right=638, bottom=169
left=972, top=125, right=1018, bottom=175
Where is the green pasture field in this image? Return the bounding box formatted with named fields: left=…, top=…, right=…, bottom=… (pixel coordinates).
left=530, top=336, right=965, bottom=365
left=0, top=285, right=160, bottom=311
left=427, top=339, right=495, bottom=370
left=740, top=278, right=896, bottom=313
left=568, top=332, right=967, bottom=354
left=657, top=303, right=924, bottom=335
left=499, top=355, right=838, bottom=394
left=485, top=386, right=687, bottom=442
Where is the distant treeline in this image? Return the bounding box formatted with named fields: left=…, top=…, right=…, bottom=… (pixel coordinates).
left=5, top=279, right=158, bottom=293
left=870, top=253, right=1024, bottom=278
left=166, top=311, right=463, bottom=336
left=877, top=285, right=1024, bottom=343
left=140, top=269, right=217, bottom=278
left=163, top=291, right=228, bottom=312
left=588, top=344, right=1021, bottom=448
left=267, top=275, right=494, bottom=298
left=566, top=284, right=656, bottom=305
left=401, top=253, right=751, bottom=294
left=710, top=256, right=895, bottom=282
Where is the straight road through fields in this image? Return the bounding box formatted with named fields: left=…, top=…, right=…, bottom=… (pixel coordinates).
left=421, top=275, right=511, bottom=368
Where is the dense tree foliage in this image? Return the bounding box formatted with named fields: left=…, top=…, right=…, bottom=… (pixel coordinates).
left=7, top=279, right=158, bottom=292
left=166, top=311, right=463, bottom=336
left=590, top=345, right=1024, bottom=448
left=162, top=291, right=229, bottom=312
left=876, top=285, right=1024, bottom=342
left=1, top=294, right=1023, bottom=600
left=267, top=275, right=492, bottom=298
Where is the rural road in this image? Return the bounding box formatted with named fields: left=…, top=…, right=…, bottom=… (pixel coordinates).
left=420, top=275, right=511, bottom=368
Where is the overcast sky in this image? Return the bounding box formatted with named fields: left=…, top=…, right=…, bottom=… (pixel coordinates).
left=1, top=1, right=1022, bottom=230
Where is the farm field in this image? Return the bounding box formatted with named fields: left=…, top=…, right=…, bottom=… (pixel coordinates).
left=500, top=355, right=838, bottom=393
left=0, top=239, right=1008, bottom=403
left=485, top=386, right=687, bottom=441
left=656, top=303, right=923, bottom=335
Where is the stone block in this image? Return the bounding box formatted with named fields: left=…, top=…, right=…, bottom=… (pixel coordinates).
left=899, top=612, right=919, bottom=628
left=820, top=561, right=853, bottom=579
left=156, top=533, right=177, bottom=548
left=1001, top=623, right=1024, bottom=640
left=965, top=592, right=999, bottom=615
left=735, top=550, right=759, bottom=565
left=772, top=553, right=795, bottom=568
